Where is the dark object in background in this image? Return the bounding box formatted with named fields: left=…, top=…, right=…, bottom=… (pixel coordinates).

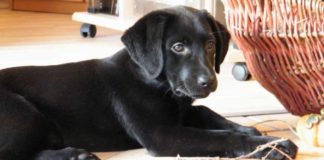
left=232, top=62, right=251, bottom=81
left=80, top=23, right=97, bottom=38
left=88, top=0, right=119, bottom=15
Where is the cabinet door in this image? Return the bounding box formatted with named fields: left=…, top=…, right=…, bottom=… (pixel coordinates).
left=12, top=0, right=87, bottom=13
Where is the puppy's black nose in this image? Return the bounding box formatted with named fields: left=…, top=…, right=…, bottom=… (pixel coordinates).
left=197, top=75, right=215, bottom=88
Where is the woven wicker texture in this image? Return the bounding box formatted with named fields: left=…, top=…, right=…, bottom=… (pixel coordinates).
left=222, top=0, right=324, bottom=115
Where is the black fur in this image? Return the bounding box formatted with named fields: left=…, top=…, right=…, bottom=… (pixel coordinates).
left=0, top=6, right=297, bottom=160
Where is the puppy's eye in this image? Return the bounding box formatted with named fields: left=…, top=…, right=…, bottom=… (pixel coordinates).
left=206, top=41, right=215, bottom=50
left=171, top=42, right=186, bottom=54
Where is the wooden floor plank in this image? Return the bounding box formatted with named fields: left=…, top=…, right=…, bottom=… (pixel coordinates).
left=0, top=9, right=120, bottom=46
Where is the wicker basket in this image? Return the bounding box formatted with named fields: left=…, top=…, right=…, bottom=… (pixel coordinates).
left=222, top=0, right=324, bottom=115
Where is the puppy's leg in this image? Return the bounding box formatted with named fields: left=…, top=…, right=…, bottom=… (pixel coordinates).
left=0, top=89, right=62, bottom=160
left=0, top=89, right=100, bottom=160
left=133, top=125, right=297, bottom=159
left=117, top=108, right=297, bottom=159
left=183, top=105, right=261, bottom=136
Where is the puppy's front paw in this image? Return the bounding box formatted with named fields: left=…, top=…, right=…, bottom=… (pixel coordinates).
left=264, top=139, right=297, bottom=160
left=251, top=138, right=298, bottom=160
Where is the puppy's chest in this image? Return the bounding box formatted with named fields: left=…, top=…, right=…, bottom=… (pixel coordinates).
left=116, top=77, right=191, bottom=124
left=131, top=95, right=189, bottom=125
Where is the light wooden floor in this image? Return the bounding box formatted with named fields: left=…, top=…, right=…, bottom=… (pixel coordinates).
left=1, top=9, right=324, bottom=160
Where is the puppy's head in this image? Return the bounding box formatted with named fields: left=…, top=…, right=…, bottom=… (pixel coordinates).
left=122, top=6, right=230, bottom=99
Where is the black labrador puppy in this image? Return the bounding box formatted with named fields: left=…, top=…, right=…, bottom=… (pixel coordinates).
left=0, top=6, right=297, bottom=160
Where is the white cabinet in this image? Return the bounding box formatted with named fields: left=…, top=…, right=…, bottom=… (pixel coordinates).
left=72, top=0, right=226, bottom=31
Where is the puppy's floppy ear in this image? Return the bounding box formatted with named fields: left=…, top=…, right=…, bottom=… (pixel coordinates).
left=203, top=11, right=231, bottom=73
left=121, top=11, right=172, bottom=79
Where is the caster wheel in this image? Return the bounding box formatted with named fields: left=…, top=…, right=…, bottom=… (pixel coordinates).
left=80, top=23, right=97, bottom=38
left=232, top=62, right=251, bottom=81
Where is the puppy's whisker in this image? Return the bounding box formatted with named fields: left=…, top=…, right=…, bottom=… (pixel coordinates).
left=156, top=81, right=167, bottom=88
left=163, top=88, right=172, bottom=96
